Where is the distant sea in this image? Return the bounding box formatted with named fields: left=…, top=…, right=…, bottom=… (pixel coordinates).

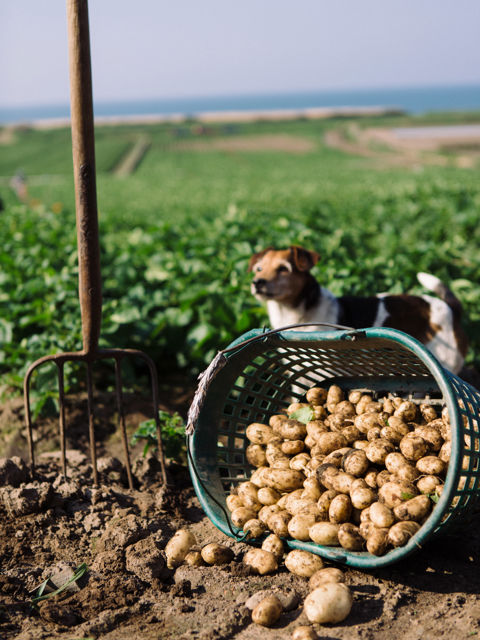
left=1, top=84, right=480, bottom=125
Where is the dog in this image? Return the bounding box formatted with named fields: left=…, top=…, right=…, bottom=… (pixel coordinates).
left=249, top=245, right=468, bottom=374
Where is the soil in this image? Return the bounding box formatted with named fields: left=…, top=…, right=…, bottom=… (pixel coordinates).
left=2, top=380, right=480, bottom=640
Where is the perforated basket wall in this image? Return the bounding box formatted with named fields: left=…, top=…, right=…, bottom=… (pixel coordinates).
left=187, top=327, right=480, bottom=568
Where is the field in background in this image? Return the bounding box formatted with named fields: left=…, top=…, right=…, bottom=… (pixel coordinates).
left=1, top=111, right=480, bottom=407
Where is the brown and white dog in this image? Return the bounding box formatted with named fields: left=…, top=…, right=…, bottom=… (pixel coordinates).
left=249, top=245, right=468, bottom=374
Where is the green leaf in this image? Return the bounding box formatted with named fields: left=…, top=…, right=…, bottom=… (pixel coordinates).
left=289, top=407, right=314, bottom=424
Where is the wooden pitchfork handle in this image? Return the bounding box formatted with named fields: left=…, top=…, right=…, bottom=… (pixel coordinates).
left=67, top=0, right=102, bottom=356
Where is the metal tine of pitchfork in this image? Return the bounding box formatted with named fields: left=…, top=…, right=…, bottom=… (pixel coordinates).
left=23, top=0, right=168, bottom=488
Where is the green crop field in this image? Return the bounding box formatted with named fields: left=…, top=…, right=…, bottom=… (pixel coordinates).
left=1, top=112, right=480, bottom=412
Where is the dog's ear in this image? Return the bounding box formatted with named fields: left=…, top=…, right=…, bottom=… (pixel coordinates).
left=290, top=246, right=320, bottom=272
left=248, top=247, right=273, bottom=272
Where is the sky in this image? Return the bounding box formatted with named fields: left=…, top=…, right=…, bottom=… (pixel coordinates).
left=1, top=0, right=480, bottom=108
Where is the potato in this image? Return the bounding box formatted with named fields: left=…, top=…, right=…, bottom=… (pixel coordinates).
left=348, top=390, right=363, bottom=404
left=334, top=400, right=356, bottom=418
left=306, top=387, right=328, bottom=405
left=287, top=497, right=317, bottom=516
left=326, top=384, right=344, bottom=411
left=350, top=486, right=377, bottom=510
left=317, top=489, right=338, bottom=520
left=353, top=439, right=370, bottom=451
left=341, top=425, right=363, bottom=445
left=257, top=487, right=281, bottom=506
left=394, top=401, right=418, bottom=422
left=365, top=438, right=395, bottom=465
left=184, top=550, right=204, bottom=567
left=290, top=453, right=311, bottom=472
left=261, top=533, right=284, bottom=560
left=342, top=449, right=369, bottom=477
left=381, top=426, right=406, bottom=445
left=329, top=494, right=352, bottom=524
left=309, top=522, right=340, bottom=546
left=201, top=543, right=234, bottom=565
left=384, top=452, right=419, bottom=483
left=324, top=447, right=353, bottom=468
left=308, top=567, right=345, bottom=590
left=316, top=432, right=348, bottom=455
left=367, top=427, right=382, bottom=441
left=252, top=594, right=283, bottom=627
left=414, top=426, right=443, bottom=452
left=302, top=476, right=322, bottom=501
left=165, top=528, right=197, bottom=569
left=306, top=456, right=325, bottom=474
left=285, top=549, right=324, bottom=577
left=304, top=583, right=353, bottom=624
left=277, top=419, right=308, bottom=441
left=267, top=510, right=292, bottom=537
left=366, top=526, right=389, bottom=556
left=237, top=481, right=261, bottom=511
left=269, top=414, right=288, bottom=429
left=369, top=502, right=395, bottom=528
left=375, top=469, right=392, bottom=488
left=243, top=518, right=267, bottom=539
left=364, top=401, right=383, bottom=414
left=416, top=474, right=442, bottom=494
left=378, top=481, right=418, bottom=508
left=250, top=466, right=269, bottom=487
left=356, top=394, right=373, bottom=414
left=387, top=521, right=421, bottom=547
left=263, top=468, right=305, bottom=492
left=292, top=626, right=318, bottom=640
left=282, top=439, right=305, bottom=455
left=393, top=494, right=432, bottom=522
left=438, top=440, right=451, bottom=463
left=288, top=513, right=317, bottom=541
left=331, top=471, right=356, bottom=495
left=266, top=442, right=289, bottom=468
left=354, top=412, right=382, bottom=434
left=246, top=444, right=267, bottom=468
left=337, top=523, right=364, bottom=551
left=231, top=506, right=258, bottom=528
left=226, top=494, right=244, bottom=512
left=258, top=503, right=282, bottom=525
left=306, top=420, right=328, bottom=440
left=399, top=434, right=428, bottom=461
left=246, top=423, right=276, bottom=445
left=328, top=413, right=352, bottom=432
left=416, top=455, right=446, bottom=476
left=364, top=468, right=379, bottom=488
left=243, top=548, right=278, bottom=575
left=313, top=405, right=328, bottom=420
left=284, top=489, right=305, bottom=512
left=316, top=463, right=340, bottom=490
left=420, top=404, right=438, bottom=423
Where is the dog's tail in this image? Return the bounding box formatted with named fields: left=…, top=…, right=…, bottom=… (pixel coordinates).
left=417, top=272, right=463, bottom=317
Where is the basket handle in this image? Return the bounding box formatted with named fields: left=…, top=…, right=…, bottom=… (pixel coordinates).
left=186, top=322, right=356, bottom=435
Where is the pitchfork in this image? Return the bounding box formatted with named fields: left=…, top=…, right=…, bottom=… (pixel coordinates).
left=23, top=0, right=168, bottom=488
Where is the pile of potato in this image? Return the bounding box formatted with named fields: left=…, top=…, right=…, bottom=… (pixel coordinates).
left=227, top=385, right=452, bottom=557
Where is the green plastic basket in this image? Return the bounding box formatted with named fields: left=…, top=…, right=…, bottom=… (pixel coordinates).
left=187, top=326, right=480, bottom=568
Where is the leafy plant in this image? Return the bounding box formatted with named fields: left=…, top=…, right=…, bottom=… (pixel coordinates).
left=131, top=410, right=186, bottom=462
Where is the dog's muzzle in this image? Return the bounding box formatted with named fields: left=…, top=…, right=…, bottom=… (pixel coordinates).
left=252, top=278, right=267, bottom=293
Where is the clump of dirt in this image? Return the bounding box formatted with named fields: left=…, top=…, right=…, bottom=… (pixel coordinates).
left=1, top=448, right=480, bottom=640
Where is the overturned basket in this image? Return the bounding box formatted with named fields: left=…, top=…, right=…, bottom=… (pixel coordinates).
left=186, top=325, right=480, bottom=568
